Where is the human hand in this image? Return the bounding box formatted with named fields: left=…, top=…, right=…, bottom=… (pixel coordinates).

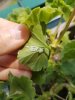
left=0, top=53, right=32, bottom=80
left=0, top=18, right=31, bottom=80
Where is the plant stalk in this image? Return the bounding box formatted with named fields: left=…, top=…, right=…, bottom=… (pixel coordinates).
left=57, top=8, right=75, bottom=42
left=52, top=8, right=75, bottom=48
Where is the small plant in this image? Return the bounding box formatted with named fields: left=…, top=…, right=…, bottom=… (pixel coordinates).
left=0, top=0, right=75, bottom=100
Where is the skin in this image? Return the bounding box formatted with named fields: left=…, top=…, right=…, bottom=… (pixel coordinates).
left=0, top=18, right=30, bottom=55
left=0, top=18, right=31, bottom=80
left=0, top=54, right=32, bottom=80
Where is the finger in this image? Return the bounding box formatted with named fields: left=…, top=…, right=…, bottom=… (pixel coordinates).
left=8, top=49, right=18, bottom=56
left=8, top=46, right=23, bottom=56
left=0, top=67, right=32, bottom=81
left=0, top=18, right=30, bottom=55
left=0, top=55, right=30, bottom=71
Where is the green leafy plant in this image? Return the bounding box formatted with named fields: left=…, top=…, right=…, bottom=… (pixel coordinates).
left=0, top=0, right=75, bottom=99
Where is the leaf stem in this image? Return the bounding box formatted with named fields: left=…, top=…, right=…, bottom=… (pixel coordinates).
left=57, top=8, right=75, bottom=42
left=55, top=15, right=63, bottom=38
left=52, top=8, right=75, bottom=48
left=54, top=94, right=66, bottom=100
left=68, top=91, right=73, bottom=100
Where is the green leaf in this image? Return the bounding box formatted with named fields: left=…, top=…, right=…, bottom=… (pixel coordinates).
left=35, top=92, right=50, bottom=100
left=0, top=92, right=7, bottom=100
left=18, top=50, right=48, bottom=71
left=46, top=0, right=73, bottom=20
left=8, top=8, right=31, bottom=23
left=32, top=62, right=56, bottom=85
left=32, top=71, right=47, bottom=85
left=40, top=22, right=46, bottom=35
left=61, top=31, right=70, bottom=46
left=18, top=36, right=49, bottom=71
left=62, top=40, right=75, bottom=61
left=9, top=76, right=35, bottom=100
left=65, top=0, right=75, bottom=7
left=25, top=6, right=61, bottom=27
left=8, top=93, right=32, bottom=100
left=39, top=6, right=61, bottom=24
left=45, top=62, right=57, bottom=84
left=18, top=37, right=48, bottom=59
left=8, top=6, right=61, bottom=27
left=17, top=17, right=50, bottom=72
left=60, top=59, right=75, bottom=77
left=32, top=24, right=48, bottom=48
left=25, top=7, right=40, bottom=27
left=28, top=53, right=48, bottom=71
